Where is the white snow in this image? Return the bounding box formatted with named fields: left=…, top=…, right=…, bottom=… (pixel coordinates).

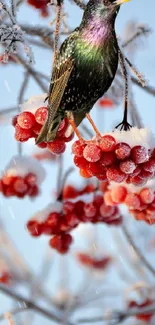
left=102, top=127, right=155, bottom=149
left=3, top=156, right=46, bottom=184
left=31, top=201, right=62, bottom=222
left=19, top=93, right=48, bottom=113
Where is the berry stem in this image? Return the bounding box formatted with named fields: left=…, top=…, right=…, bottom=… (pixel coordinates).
left=86, top=113, right=101, bottom=137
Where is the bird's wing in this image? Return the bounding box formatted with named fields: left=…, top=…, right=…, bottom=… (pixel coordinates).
left=36, top=29, right=79, bottom=144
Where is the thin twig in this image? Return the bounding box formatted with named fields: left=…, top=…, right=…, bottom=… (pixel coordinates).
left=122, top=27, right=151, bottom=48
left=0, top=285, right=65, bottom=324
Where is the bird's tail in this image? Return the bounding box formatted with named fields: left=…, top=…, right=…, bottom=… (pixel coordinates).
left=35, top=111, right=64, bottom=144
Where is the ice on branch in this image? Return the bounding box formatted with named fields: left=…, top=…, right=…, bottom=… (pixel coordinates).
left=0, top=0, right=34, bottom=63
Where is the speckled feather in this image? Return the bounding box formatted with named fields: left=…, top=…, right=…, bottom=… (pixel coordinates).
left=36, top=0, right=120, bottom=143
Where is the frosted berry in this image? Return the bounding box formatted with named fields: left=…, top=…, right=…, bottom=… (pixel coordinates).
left=104, top=191, right=115, bottom=206
left=143, top=159, right=155, bottom=173
left=13, top=177, right=28, bottom=194
left=129, top=175, right=145, bottom=186
left=139, top=188, right=154, bottom=204
left=99, top=152, right=116, bottom=167
left=17, top=111, right=35, bottom=129
left=119, top=160, right=136, bottom=174
left=106, top=167, right=127, bottom=183
left=125, top=193, right=141, bottom=209
left=100, top=204, right=115, bottom=217
left=139, top=169, right=153, bottom=180
left=47, top=140, right=66, bottom=155
left=35, top=107, right=48, bottom=125
left=99, top=135, right=116, bottom=152
left=84, top=203, right=97, bottom=218
left=131, top=146, right=149, bottom=164
left=72, top=140, right=86, bottom=157
left=15, top=124, right=32, bottom=141
left=115, top=142, right=131, bottom=160
left=111, top=186, right=127, bottom=203
left=27, top=220, right=43, bottom=237
left=25, top=173, right=37, bottom=186
left=83, top=144, right=102, bottom=162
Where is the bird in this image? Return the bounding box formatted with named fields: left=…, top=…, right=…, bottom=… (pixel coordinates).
left=36, top=0, right=130, bottom=144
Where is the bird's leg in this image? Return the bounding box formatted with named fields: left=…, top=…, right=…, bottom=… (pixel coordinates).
left=125, top=57, right=146, bottom=87
left=115, top=50, right=132, bottom=131
left=67, top=112, right=85, bottom=143
left=86, top=113, right=101, bottom=137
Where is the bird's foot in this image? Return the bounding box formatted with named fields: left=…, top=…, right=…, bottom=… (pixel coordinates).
left=115, top=119, right=132, bottom=131
left=67, top=112, right=84, bottom=143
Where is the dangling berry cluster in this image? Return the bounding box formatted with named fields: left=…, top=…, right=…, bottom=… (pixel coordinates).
left=27, top=0, right=49, bottom=17
left=12, top=109, right=74, bottom=155
left=72, top=128, right=155, bottom=185
left=0, top=156, right=45, bottom=199
left=76, top=253, right=111, bottom=270
left=27, top=191, right=122, bottom=254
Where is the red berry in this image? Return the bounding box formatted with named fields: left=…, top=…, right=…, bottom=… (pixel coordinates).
left=63, top=201, right=75, bottom=214
left=72, top=140, right=86, bottom=157
left=57, top=118, right=69, bottom=137
left=47, top=140, right=66, bottom=155
left=125, top=193, right=141, bottom=209
left=27, top=220, right=43, bottom=237
left=139, top=188, right=154, bottom=204
left=99, top=135, right=116, bottom=152
left=35, top=107, right=48, bottom=125
left=28, top=185, right=39, bottom=197
left=87, top=162, right=101, bottom=176
left=13, top=177, right=28, bottom=194
left=77, top=253, right=93, bottom=267
left=83, top=144, right=102, bottom=162
left=2, top=175, right=16, bottom=185
left=49, top=234, right=73, bottom=254
left=143, top=159, right=155, bottom=173
left=25, top=173, right=37, bottom=186
left=130, top=166, right=141, bottom=177
left=131, top=146, right=149, bottom=164
left=62, top=132, right=74, bottom=143
left=63, top=186, right=79, bottom=199
left=37, top=142, right=47, bottom=148
left=17, top=112, right=35, bottom=129
left=74, top=156, right=88, bottom=169
left=93, top=195, right=104, bottom=207
left=99, top=152, right=116, bottom=167
left=15, top=124, right=32, bottom=141
left=80, top=169, right=91, bottom=178
left=139, top=169, right=154, bottom=180
left=33, top=122, right=42, bottom=136
left=119, top=160, right=136, bottom=174
left=12, top=114, right=19, bottom=127
left=104, top=191, right=115, bottom=206
left=74, top=201, right=85, bottom=219
left=106, top=167, right=127, bottom=183
left=100, top=204, right=115, bottom=217
left=84, top=203, right=97, bottom=218
left=42, top=212, right=60, bottom=235
left=115, top=142, right=131, bottom=160
left=129, top=175, right=146, bottom=186
left=111, top=186, right=127, bottom=203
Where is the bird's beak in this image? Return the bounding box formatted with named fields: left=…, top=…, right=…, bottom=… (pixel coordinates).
left=113, top=0, right=130, bottom=5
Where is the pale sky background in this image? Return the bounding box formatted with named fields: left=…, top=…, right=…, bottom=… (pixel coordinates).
left=0, top=0, right=155, bottom=323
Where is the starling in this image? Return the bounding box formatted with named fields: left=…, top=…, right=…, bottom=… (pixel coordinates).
left=36, top=0, right=130, bottom=144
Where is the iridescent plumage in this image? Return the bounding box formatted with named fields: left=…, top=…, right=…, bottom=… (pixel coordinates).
left=36, top=0, right=121, bottom=144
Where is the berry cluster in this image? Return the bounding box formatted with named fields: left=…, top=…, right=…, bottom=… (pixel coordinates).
left=128, top=299, right=154, bottom=322
left=27, top=0, right=49, bottom=17
left=72, top=128, right=155, bottom=185
left=27, top=194, right=122, bottom=254
left=0, top=156, right=45, bottom=199
left=104, top=183, right=155, bottom=224
left=77, top=253, right=111, bottom=270
left=13, top=109, right=74, bottom=155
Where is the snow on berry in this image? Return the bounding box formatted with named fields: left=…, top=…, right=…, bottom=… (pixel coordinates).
left=0, top=156, right=45, bottom=198
left=72, top=127, right=155, bottom=185
left=13, top=95, right=74, bottom=155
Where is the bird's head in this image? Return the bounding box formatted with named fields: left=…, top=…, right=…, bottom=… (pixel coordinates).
left=82, top=0, right=130, bottom=26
